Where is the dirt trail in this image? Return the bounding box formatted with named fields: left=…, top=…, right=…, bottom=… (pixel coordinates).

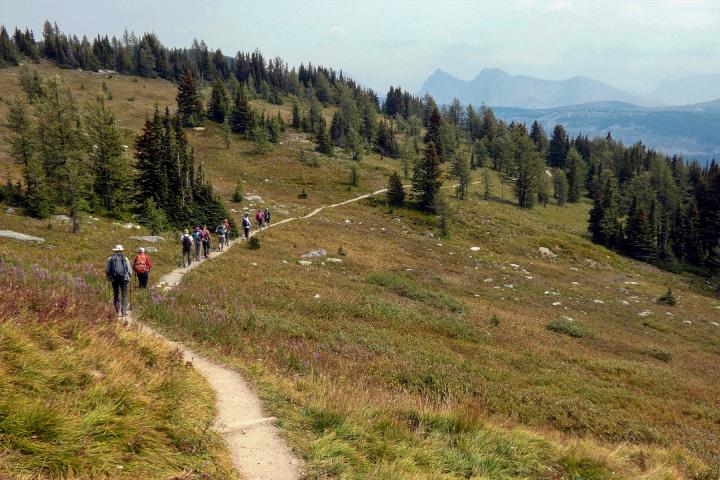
left=127, top=188, right=388, bottom=479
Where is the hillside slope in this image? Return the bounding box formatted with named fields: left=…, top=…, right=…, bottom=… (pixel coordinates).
left=2, top=64, right=720, bottom=479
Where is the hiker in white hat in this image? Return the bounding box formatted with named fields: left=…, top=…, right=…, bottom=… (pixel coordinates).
left=105, top=245, right=132, bottom=316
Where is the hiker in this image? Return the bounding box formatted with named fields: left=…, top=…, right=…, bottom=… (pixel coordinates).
left=132, top=247, right=152, bottom=289
left=223, top=218, right=232, bottom=246
left=201, top=224, right=211, bottom=258
left=242, top=213, right=251, bottom=240
left=192, top=226, right=202, bottom=261
left=264, top=208, right=271, bottom=227
left=105, top=245, right=132, bottom=317
left=215, top=222, right=227, bottom=251
left=256, top=209, right=265, bottom=230
left=181, top=229, right=193, bottom=267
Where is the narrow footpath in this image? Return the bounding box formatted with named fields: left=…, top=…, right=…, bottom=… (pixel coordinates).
left=127, top=187, right=388, bottom=480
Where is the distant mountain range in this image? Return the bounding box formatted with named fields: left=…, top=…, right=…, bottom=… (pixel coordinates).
left=417, top=68, right=720, bottom=161
left=650, top=74, right=720, bottom=106
left=418, top=68, right=657, bottom=109
left=492, top=100, right=720, bottom=162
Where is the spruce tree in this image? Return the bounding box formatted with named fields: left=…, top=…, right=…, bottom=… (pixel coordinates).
left=315, top=117, right=334, bottom=156
left=553, top=169, right=569, bottom=206
left=412, top=142, right=442, bottom=212
left=229, top=87, right=254, bottom=136
left=483, top=167, right=492, bottom=200
left=291, top=101, right=301, bottom=129
left=387, top=172, right=405, bottom=206
left=624, top=196, right=656, bottom=259
left=423, top=107, right=444, bottom=161
left=450, top=152, right=471, bottom=200
left=566, top=147, right=582, bottom=202
left=86, top=95, right=129, bottom=215
left=176, top=69, right=204, bottom=126
left=529, top=120, right=548, bottom=152
left=547, top=124, right=569, bottom=168
left=207, top=77, right=229, bottom=123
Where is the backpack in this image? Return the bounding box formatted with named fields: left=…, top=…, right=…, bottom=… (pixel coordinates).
left=192, top=230, right=201, bottom=242
left=134, top=254, right=149, bottom=273
left=182, top=235, right=192, bottom=249
left=256, top=211, right=264, bottom=222
left=215, top=225, right=225, bottom=235
left=109, top=253, right=128, bottom=281
left=242, top=217, right=251, bottom=229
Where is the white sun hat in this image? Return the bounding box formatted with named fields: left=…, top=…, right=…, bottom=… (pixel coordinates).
left=112, top=244, right=124, bottom=251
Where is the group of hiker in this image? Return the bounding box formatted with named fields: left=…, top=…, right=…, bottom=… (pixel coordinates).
left=104, top=209, right=272, bottom=317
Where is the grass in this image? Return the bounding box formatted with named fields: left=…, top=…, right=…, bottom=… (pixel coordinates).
left=0, top=258, right=236, bottom=479
left=2, top=63, right=720, bottom=478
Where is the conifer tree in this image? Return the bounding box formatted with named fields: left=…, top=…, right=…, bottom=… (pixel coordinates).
left=387, top=172, right=405, bottom=206
left=229, top=87, right=254, bottom=136
left=483, top=167, right=492, bottom=200
left=450, top=152, right=471, bottom=199
left=553, top=169, right=569, bottom=206
left=86, top=95, right=129, bottom=215
left=315, top=117, right=334, bottom=156
left=529, top=120, right=548, bottom=152
left=176, top=69, right=204, bottom=126
left=222, top=116, right=231, bottom=148
left=412, top=142, right=442, bottom=212
left=207, top=77, right=229, bottom=123
left=423, top=106, right=444, bottom=161
left=566, top=147, right=582, bottom=202
left=624, top=196, right=656, bottom=259
left=473, top=138, right=490, bottom=168
left=291, top=101, right=301, bottom=129
left=547, top=124, right=569, bottom=168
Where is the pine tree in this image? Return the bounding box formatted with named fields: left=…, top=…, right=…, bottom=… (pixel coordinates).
left=412, top=142, right=442, bottom=212
left=473, top=138, right=490, bottom=168
left=547, top=124, right=569, bottom=168
left=291, top=101, right=301, bottom=129
left=450, top=152, right=471, bottom=199
left=176, top=69, right=204, bottom=126
left=566, top=147, right=582, bottom=202
left=251, top=125, right=270, bottom=154
left=624, top=196, right=656, bottom=259
left=529, top=120, right=548, bottom=152
left=36, top=76, right=90, bottom=232
left=86, top=95, right=129, bottom=215
left=140, top=197, right=168, bottom=234
left=315, top=117, right=334, bottom=156
left=207, top=77, right=229, bottom=123
left=229, top=87, right=254, bottom=136
left=222, top=116, right=231, bottom=148
left=588, top=192, right=605, bottom=243
left=387, top=172, right=405, bottom=206
left=423, top=107, right=444, bottom=161
left=553, top=169, right=568, bottom=206
left=435, top=191, right=450, bottom=237
left=483, top=167, right=492, bottom=200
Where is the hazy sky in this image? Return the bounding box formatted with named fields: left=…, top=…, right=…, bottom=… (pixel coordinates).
left=3, top=0, right=719, bottom=94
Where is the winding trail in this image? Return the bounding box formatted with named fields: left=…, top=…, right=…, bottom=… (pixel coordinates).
left=128, top=187, right=388, bottom=480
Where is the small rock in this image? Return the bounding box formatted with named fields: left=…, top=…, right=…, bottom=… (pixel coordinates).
left=122, top=222, right=141, bottom=230
left=593, top=299, right=604, bottom=304
left=665, top=312, right=674, bottom=316
left=251, top=262, right=258, bottom=266
left=510, top=263, right=520, bottom=269
left=571, top=281, right=579, bottom=285
left=4, top=207, right=15, bottom=214
left=624, top=281, right=639, bottom=285
left=344, top=219, right=352, bottom=224
left=561, top=315, right=575, bottom=322
left=504, top=284, right=514, bottom=289
left=437, top=243, right=443, bottom=247
left=313, top=294, right=320, bottom=300
left=552, top=301, right=562, bottom=306
left=470, top=246, right=481, bottom=251
left=130, top=235, right=165, bottom=242
left=326, top=258, right=343, bottom=263
left=710, top=322, right=719, bottom=326
left=297, top=260, right=312, bottom=266
left=245, top=195, right=263, bottom=202
left=538, top=247, right=557, bottom=258
left=484, top=278, right=494, bottom=283
left=282, top=260, right=289, bottom=264
left=193, top=126, right=205, bottom=131
left=619, top=300, right=630, bottom=305
left=301, top=249, right=327, bottom=258
left=144, top=246, right=158, bottom=253
left=683, top=320, right=692, bottom=325
left=231, top=208, right=237, bottom=213
left=638, top=310, right=652, bottom=317
left=425, top=231, right=434, bottom=238
left=525, top=276, right=533, bottom=279
left=52, top=214, right=71, bottom=222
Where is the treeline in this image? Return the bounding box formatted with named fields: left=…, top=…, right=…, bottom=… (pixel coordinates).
left=4, top=69, right=229, bottom=232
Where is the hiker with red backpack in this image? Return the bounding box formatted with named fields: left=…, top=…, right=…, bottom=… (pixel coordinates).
left=181, top=229, right=194, bottom=267
left=132, top=247, right=152, bottom=289
left=256, top=209, right=265, bottom=230
left=105, top=245, right=132, bottom=317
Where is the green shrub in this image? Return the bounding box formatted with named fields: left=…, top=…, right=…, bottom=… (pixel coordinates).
left=298, top=188, right=308, bottom=199
left=247, top=236, right=260, bottom=250
left=490, top=314, right=501, bottom=327
left=546, top=319, right=590, bottom=338
left=657, top=288, right=677, bottom=306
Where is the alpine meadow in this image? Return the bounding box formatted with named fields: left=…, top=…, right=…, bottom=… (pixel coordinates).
left=0, top=5, right=719, bottom=480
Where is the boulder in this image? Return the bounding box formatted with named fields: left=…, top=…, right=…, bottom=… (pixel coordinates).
left=130, top=235, right=165, bottom=242
left=122, top=223, right=141, bottom=230
left=5, top=207, right=15, bottom=214
left=245, top=195, right=263, bottom=202
left=326, top=258, right=343, bottom=263
left=52, top=214, right=71, bottom=222
left=301, top=249, right=327, bottom=258
left=144, top=246, right=158, bottom=253
left=538, top=247, right=557, bottom=258
left=297, top=260, right=313, bottom=266
left=0, top=230, right=45, bottom=243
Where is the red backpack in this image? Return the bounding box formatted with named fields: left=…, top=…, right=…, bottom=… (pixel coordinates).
left=134, top=254, right=149, bottom=273
left=256, top=211, right=264, bottom=222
